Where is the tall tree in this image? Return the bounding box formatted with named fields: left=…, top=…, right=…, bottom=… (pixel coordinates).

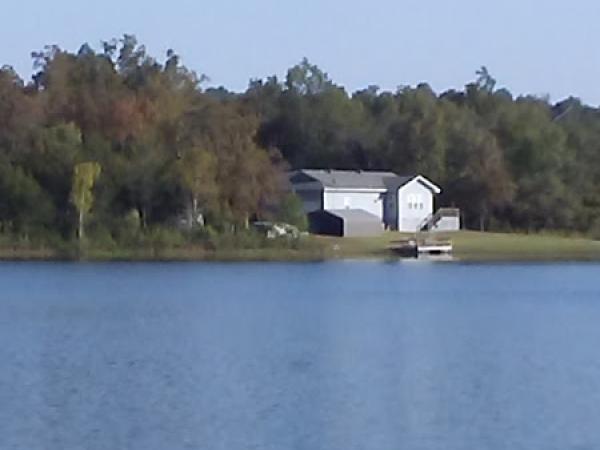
left=285, top=58, right=333, bottom=95
left=71, top=162, right=102, bottom=240
left=179, top=148, right=219, bottom=228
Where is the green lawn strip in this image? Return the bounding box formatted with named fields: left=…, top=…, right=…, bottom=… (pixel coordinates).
left=0, top=231, right=599, bottom=261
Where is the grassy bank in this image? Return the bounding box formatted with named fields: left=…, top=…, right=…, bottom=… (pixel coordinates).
left=0, top=236, right=329, bottom=262
left=314, top=231, right=600, bottom=261
left=1, top=231, right=600, bottom=262
left=450, top=231, right=600, bottom=261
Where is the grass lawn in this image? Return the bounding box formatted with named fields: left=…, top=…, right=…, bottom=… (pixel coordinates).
left=450, top=231, right=600, bottom=261
left=313, top=231, right=600, bottom=261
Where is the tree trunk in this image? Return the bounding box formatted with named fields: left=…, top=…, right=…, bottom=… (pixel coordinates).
left=140, top=207, right=147, bottom=229
left=192, top=196, right=198, bottom=228
left=479, top=204, right=488, bottom=232
left=78, top=211, right=84, bottom=240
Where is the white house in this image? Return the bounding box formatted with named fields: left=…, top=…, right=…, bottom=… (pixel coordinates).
left=289, top=169, right=458, bottom=235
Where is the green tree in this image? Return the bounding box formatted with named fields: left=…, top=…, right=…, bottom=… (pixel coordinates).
left=475, top=66, right=497, bottom=93
left=383, top=85, right=447, bottom=182
left=276, top=193, right=308, bottom=231
left=0, top=159, right=55, bottom=235
left=285, top=58, right=333, bottom=95
left=443, top=107, right=515, bottom=230
left=179, top=148, right=219, bottom=228
left=71, top=162, right=102, bottom=240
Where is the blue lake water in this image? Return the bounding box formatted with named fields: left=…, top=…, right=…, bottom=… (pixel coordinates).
left=1, top=261, right=600, bottom=450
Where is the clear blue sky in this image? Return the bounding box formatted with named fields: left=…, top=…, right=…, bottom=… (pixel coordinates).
left=2, top=0, right=599, bottom=104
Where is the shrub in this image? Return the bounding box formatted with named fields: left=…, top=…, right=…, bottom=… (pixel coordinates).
left=276, top=193, right=308, bottom=231
left=87, top=226, right=117, bottom=250
left=142, top=227, right=186, bottom=251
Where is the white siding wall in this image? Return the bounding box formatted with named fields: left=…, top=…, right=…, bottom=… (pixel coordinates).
left=398, top=181, right=434, bottom=231
left=324, top=190, right=385, bottom=221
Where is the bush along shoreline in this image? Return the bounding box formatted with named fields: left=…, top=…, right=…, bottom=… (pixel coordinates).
left=0, top=227, right=326, bottom=261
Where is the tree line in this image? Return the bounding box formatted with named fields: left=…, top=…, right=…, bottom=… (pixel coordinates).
left=0, top=36, right=599, bottom=246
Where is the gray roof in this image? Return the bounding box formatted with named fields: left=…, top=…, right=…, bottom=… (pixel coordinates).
left=294, top=169, right=414, bottom=190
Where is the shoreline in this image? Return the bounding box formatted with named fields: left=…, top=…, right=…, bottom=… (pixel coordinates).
left=1, top=231, right=600, bottom=263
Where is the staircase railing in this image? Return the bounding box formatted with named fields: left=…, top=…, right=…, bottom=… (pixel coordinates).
left=417, top=213, right=434, bottom=233
left=418, top=208, right=460, bottom=232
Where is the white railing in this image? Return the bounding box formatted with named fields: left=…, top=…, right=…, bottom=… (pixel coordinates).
left=418, top=208, right=460, bottom=232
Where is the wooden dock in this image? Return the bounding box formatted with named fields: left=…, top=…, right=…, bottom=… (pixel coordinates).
left=389, top=238, right=453, bottom=258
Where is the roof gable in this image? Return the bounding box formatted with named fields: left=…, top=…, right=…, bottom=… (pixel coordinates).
left=394, top=175, right=442, bottom=194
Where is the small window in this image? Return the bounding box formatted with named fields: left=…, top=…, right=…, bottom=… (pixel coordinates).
left=419, top=203, right=424, bottom=210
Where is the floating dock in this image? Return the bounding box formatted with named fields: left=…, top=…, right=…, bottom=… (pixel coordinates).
left=389, top=238, right=453, bottom=258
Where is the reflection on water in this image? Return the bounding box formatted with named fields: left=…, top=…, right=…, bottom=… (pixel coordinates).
left=1, top=261, right=600, bottom=450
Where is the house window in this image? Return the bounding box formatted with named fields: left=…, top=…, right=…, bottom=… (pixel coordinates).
left=408, top=194, right=423, bottom=210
